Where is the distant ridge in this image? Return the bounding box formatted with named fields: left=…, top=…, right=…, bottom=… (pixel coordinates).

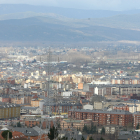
left=1, top=4, right=140, bottom=19
left=0, top=17, right=140, bottom=42
left=0, top=4, right=140, bottom=42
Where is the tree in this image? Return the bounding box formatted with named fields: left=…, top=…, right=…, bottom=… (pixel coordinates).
left=123, top=128, right=127, bottom=131
left=62, top=137, right=68, bottom=140
left=83, top=125, right=88, bottom=132
left=77, top=127, right=79, bottom=131
left=89, top=136, right=94, bottom=140
left=48, top=126, right=58, bottom=140
left=90, top=123, right=96, bottom=134
left=101, top=127, right=105, bottom=135
left=136, top=123, right=139, bottom=130
left=58, top=137, right=68, bottom=140
left=2, top=130, right=12, bottom=140
left=58, top=123, right=61, bottom=129
left=17, top=121, right=21, bottom=127
left=83, top=123, right=97, bottom=134
left=81, top=136, right=85, bottom=140
left=100, top=137, right=105, bottom=140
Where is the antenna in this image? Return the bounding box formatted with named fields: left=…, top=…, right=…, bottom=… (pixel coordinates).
left=57, top=56, right=60, bottom=111
left=53, top=56, right=62, bottom=140
left=38, top=118, right=50, bottom=140
left=39, top=56, right=41, bottom=76
left=39, top=48, right=52, bottom=140
left=70, top=108, right=77, bottom=140
left=48, top=47, right=52, bottom=116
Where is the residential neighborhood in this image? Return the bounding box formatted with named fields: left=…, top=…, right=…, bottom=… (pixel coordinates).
left=0, top=46, right=139, bottom=140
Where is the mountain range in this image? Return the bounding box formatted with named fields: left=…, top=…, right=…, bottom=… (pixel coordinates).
left=0, top=4, right=140, bottom=42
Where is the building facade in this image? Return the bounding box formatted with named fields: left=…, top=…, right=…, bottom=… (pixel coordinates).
left=0, top=104, right=20, bottom=119
left=68, top=109, right=133, bottom=127
left=60, top=119, right=84, bottom=130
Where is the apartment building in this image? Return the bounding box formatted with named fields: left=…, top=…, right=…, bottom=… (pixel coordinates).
left=103, top=84, right=140, bottom=95
left=31, top=99, right=40, bottom=107
left=0, top=95, right=11, bottom=103
left=43, top=99, right=82, bottom=115
left=111, top=77, right=140, bottom=84
left=11, top=98, right=23, bottom=104
left=25, top=119, right=40, bottom=127
left=68, top=109, right=133, bottom=127
left=113, top=104, right=129, bottom=111
left=51, top=103, right=82, bottom=115
left=10, top=94, right=32, bottom=105
left=52, top=74, right=93, bottom=84
left=113, top=103, right=137, bottom=113
left=0, top=104, right=20, bottom=119
left=94, top=102, right=103, bottom=110
left=133, top=112, right=140, bottom=128
left=120, top=86, right=140, bottom=95
left=60, top=119, right=84, bottom=130
left=78, top=83, right=140, bottom=96
left=78, top=83, right=94, bottom=93
left=20, top=106, right=42, bottom=115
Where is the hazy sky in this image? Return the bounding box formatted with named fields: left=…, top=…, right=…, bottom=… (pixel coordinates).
left=0, top=0, right=140, bottom=11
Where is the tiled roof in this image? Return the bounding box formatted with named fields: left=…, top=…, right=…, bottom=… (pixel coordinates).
left=69, top=109, right=132, bottom=115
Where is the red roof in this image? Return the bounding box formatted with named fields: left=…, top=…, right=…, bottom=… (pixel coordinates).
left=33, top=95, right=38, bottom=99
left=0, top=131, right=26, bottom=140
